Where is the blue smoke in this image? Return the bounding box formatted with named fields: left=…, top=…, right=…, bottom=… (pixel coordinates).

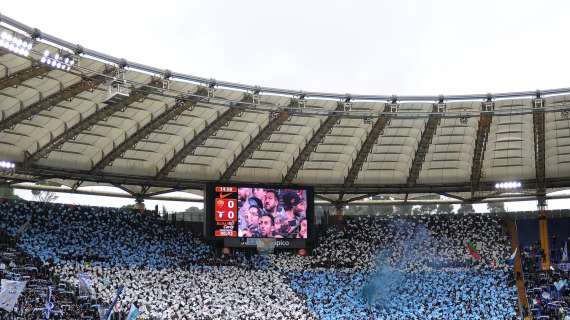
left=288, top=219, right=517, bottom=319
left=361, top=219, right=455, bottom=307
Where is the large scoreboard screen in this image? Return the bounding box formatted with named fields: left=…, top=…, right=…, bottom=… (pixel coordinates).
left=205, top=184, right=314, bottom=249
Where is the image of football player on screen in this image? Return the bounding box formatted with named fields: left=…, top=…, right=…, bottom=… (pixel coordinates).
left=278, top=191, right=307, bottom=238
left=238, top=197, right=262, bottom=237
left=259, top=213, right=275, bottom=237
left=237, top=187, right=308, bottom=239
left=237, top=187, right=251, bottom=231
left=263, top=189, right=283, bottom=219
left=252, top=188, right=266, bottom=204
left=297, top=218, right=308, bottom=239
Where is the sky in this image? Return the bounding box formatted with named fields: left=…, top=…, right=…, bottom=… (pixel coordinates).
left=4, top=0, right=570, bottom=212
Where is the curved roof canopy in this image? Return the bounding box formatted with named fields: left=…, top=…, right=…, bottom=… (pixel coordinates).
left=0, top=13, right=569, bottom=203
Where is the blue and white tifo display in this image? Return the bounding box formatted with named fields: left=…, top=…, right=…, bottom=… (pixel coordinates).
left=205, top=184, right=314, bottom=249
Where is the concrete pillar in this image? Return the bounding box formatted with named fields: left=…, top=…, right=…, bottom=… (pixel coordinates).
left=0, top=181, right=15, bottom=199
left=334, top=202, right=345, bottom=223
left=135, top=197, right=145, bottom=212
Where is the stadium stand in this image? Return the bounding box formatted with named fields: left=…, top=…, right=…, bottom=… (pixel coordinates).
left=0, top=200, right=522, bottom=319
left=1, top=12, right=570, bottom=320
left=521, top=235, right=570, bottom=319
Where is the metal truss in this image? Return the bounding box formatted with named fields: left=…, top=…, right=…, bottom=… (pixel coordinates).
left=155, top=95, right=250, bottom=178
left=0, top=61, right=50, bottom=91
left=24, top=78, right=160, bottom=165
left=282, top=103, right=344, bottom=184
left=219, top=111, right=290, bottom=181
left=0, top=71, right=111, bottom=132
left=470, top=106, right=493, bottom=196
left=90, top=90, right=206, bottom=172
left=532, top=98, right=546, bottom=196
left=6, top=164, right=570, bottom=198
left=406, top=105, right=442, bottom=186
left=343, top=104, right=392, bottom=186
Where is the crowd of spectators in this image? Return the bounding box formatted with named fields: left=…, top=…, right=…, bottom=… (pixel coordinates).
left=0, top=199, right=521, bottom=319
left=0, top=234, right=98, bottom=319
left=522, top=244, right=570, bottom=319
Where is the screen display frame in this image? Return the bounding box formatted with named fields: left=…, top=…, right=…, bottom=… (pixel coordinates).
left=204, top=183, right=315, bottom=249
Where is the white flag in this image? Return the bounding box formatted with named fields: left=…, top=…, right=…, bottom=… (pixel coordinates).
left=554, top=279, right=567, bottom=292
left=0, top=279, right=26, bottom=312
left=78, top=273, right=94, bottom=297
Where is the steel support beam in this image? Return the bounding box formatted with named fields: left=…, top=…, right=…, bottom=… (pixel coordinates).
left=321, top=195, right=570, bottom=206
left=533, top=105, right=546, bottom=195
left=11, top=184, right=204, bottom=203
left=111, top=183, right=137, bottom=196
left=70, top=180, right=83, bottom=191
left=90, top=89, right=206, bottom=172
left=6, top=164, right=570, bottom=195
left=438, top=192, right=466, bottom=202
left=144, top=187, right=189, bottom=198
left=155, top=96, right=250, bottom=178
left=505, top=219, right=529, bottom=315
left=219, top=111, right=290, bottom=181
left=314, top=194, right=336, bottom=203
left=538, top=210, right=551, bottom=270
left=0, top=62, right=50, bottom=91
left=345, top=193, right=378, bottom=203
left=283, top=104, right=343, bottom=184
left=24, top=79, right=160, bottom=165
left=407, top=105, right=441, bottom=186
left=344, top=105, right=391, bottom=187
left=470, top=109, right=493, bottom=197
left=0, top=72, right=111, bottom=132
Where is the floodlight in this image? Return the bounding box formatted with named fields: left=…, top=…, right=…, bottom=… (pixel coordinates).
left=1, top=32, right=31, bottom=57
left=40, top=50, right=75, bottom=71
left=0, top=160, right=15, bottom=170
left=495, top=181, right=522, bottom=190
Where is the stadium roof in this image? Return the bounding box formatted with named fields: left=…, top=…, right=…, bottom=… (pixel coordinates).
left=0, top=13, right=569, bottom=204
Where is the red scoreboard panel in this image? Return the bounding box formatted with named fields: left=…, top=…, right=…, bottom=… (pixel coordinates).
left=213, top=186, right=238, bottom=237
